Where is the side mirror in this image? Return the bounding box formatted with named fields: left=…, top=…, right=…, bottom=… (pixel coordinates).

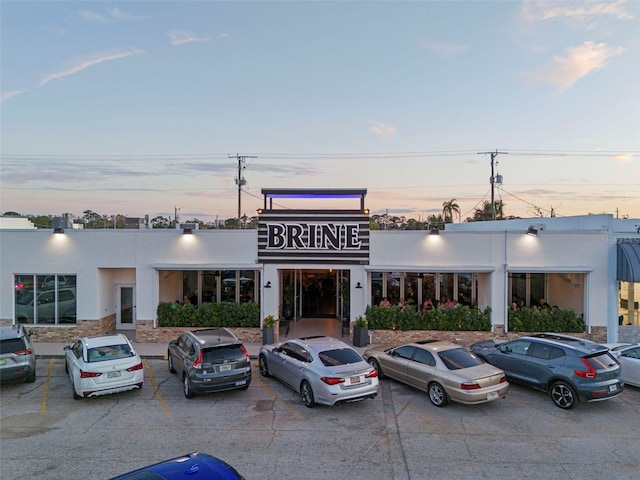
left=273, top=347, right=281, bottom=354
left=499, top=346, right=510, bottom=353
left=28, top=330, right=36, bottom=336
left=63, top=345, right=71, bottom=351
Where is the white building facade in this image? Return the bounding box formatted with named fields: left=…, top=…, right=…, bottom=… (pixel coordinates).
left=1, top=189, right=638, bottom=344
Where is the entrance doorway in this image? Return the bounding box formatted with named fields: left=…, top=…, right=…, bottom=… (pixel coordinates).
left=281, top=269, right=350, bottom=321
left=117, top=285, right=135, bottom=330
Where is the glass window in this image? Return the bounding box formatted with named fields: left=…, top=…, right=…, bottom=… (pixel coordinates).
left=221, top=270, right=236, bottom=302
left=239, top=270, right=255, bottom=303
left=14, top=274, right=76, bottom=325
left=413, top=348, right=435, bottom=366
left=457, top=273, right=473, bottom=306
left=317, top=347, right=363, bottom=366
left=510, top=273, right=527, bottom=306
left=437, top=348, right=483, bottom=370
left=440, top=273, right=454, bottom=303
left=392, top=346, right=415, bottom=360
left=530, top=273, right=545, bottom=307
left=182, top=271, right=198, bottom=305
left=387, top=272, right=401, bottom=305
left=421, top=273, right=436, bottom=306
left=404, top=273, right=419, bottom=308
left=371, top=272, right=383, bottom=307
left=202, top=271, right=218, bottom=304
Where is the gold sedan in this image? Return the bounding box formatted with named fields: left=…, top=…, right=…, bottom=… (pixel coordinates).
left=363, top=340, right=509, bottom=407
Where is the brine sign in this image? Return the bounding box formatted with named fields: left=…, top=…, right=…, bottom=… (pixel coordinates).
left=266, top=223, right=362, bottom=250
left=257, top=216, right=370, bottom=264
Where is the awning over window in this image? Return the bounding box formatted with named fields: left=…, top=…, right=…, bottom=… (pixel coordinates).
left=617, top=242, right=640, bottom=283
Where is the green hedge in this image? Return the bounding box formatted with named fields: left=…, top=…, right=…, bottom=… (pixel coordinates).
left=157, top=302, right=260, bottom=328
left=508, top=307, right=584, bottom=333
left=365, top=305, right=492, bottom=331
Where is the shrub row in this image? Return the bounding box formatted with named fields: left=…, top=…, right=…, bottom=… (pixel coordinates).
left=157, top=302, right=260, bottom=328
left=365, top=305, right=492, bottom=331
left=508, top=307, right=585, bottom=333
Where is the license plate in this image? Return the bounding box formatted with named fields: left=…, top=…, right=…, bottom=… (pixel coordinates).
left=219, top=364, right=232, bottom=372
left=108, top=371, right=121, bottom=378
left=0, top=359, right=5, bottom=366
left=609, top=384, right=618, bottom=393
left=235, top=380, right=246, bottom=386
left=348, top=375, right=362, bottom=385
left=487, top=391, right=498, bottom=400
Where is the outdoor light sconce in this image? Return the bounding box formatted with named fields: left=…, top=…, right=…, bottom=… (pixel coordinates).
left=183, top=227, right=193, bottom=235
left=527, top=226, right=538, bottom=237
left=355, top=282, right=363, bottom=289
left=257, top=208, right=264, bottom=214
left=430, top=227, right=440, bottom=235
left=53, top=227, right=65, bottom=234
left=363, top=209, right=370, bottom=215
left=264, top=281, right=272, bottom=288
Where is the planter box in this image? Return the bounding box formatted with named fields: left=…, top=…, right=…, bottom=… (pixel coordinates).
left=353, top=326, right=369, bottom=347
left=262, top=327, right=275, bottom=345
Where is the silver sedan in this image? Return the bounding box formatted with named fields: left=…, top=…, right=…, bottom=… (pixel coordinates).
left=605, top=343, right=640, bottom=387
left=258, top=336, right=379, bottom=408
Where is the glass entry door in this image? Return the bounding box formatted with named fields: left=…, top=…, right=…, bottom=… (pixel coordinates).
left=117, top=285, right=135, bottom=330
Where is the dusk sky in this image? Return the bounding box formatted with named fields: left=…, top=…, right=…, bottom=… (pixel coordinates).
left=1, top=1, right=639, bottom=223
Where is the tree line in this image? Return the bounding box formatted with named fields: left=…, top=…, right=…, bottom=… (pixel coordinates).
left=3, top=199, right=513, bottom=230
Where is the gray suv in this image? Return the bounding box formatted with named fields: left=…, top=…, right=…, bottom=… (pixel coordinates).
left=471, top=333, right=623, bottom=409
left=167, top=328, right=251, bottom=398
left=0, top=325, right=36, bottom=383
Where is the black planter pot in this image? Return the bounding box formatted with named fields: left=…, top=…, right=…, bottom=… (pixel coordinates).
left=262, top=327, right=275, bottom=345
left=353, top=326, right=369, bottom=347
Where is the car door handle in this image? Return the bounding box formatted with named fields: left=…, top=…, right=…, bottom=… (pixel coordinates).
left=546, top=365, right=556, bottom=369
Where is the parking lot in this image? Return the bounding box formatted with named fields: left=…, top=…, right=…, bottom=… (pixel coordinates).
left=1, top=358, right=639, bottom=480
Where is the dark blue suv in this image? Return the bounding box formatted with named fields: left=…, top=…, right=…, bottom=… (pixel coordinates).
left=471, top=333, right=623, bottom=409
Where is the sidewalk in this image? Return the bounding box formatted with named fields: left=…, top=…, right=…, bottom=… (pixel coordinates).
left=34, top=341, right=374, bottom=360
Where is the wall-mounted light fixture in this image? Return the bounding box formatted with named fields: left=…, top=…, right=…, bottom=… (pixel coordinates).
left=183, top=227, right=193, bottom=235
left=363, top=209, right=370, bottom=215
left=527, top=226, right=538, bottom=237
left=257, top=208, right=264, bottom=214
left=264, top=281, right=271, bottom=288
left=430, top=227, right=440, bottom=235
left=355, top=282, right=363, bottom=289
left=53, top=227, right=65, bottom=234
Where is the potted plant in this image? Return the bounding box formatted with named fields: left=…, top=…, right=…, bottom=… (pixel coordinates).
left=262, top=315, right=276, bottom=345
left=353, top=315, right=369, bottom=347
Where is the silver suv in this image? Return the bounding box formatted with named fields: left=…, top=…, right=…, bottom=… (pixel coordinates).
left=471, top=333, right=623, bottom=409
left=0, top=324, right=36, bottom=383
left=167, top=328, right=251, bottom=398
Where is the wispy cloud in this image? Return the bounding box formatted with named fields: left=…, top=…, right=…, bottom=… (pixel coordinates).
left=38, top=48, right=144, bottom=86
left=370, top=122, right=398, bottom=138
left=419, top=39, right=470, bottom=58
left=533, top=41, right=623, bottom=91
left=218, top=33, right=230, bottom=39
left=169, top=31, right=211, bottom=46
left=1, top=89, right=28, bottom=103
left=78, top=8, right=148, bottom=23
left=522, top=0, right=633, bottom=22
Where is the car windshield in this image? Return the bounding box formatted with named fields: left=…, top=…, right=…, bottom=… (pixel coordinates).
left=87, top=344, right=134, bottom=362
left=438, top=348, right=483, bottom=370
left=318, top=348, right=363, bottom=366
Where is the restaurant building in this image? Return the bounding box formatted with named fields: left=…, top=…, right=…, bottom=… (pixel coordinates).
left=1, top=189, right=639, bottom=344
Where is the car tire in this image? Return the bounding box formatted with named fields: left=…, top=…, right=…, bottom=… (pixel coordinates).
left=72, top=381, right=81, bottom=400
left=300, top=380, right=316, bottom=408
left=428, top=382, right=449, bottom=407
left=183, top=373, right=194, bottom=399
left=64, top=360, right=68, bottom=374
left=25, top=371, right=36, bottom=383
left=258, top=354, right=270, bottom=377
left=168, top=353, right=176, bottom=374
left=367, top=358, right=385, bottom=379
left=549, top=380, right=579, bottom=409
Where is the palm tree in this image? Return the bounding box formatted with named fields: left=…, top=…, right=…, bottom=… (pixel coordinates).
left=442, top=199, right=461, bottom=224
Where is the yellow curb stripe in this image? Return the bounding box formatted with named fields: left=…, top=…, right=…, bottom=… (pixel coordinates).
left=254, top=375, right=306, bottom=420
left=143, top=359, right=172, bottom=419
left=39, top=358, right=55, bottom=415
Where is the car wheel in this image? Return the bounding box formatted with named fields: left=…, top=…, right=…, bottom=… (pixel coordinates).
left=168, top=353, right=176, bottom=374
left=25, top=371, right=36, bottom=383
left=550, top=381, right=579, bottom=409
left=300, top=380, right=315, bottom=408
left=259, top=354, right=270, bottom=377
left=367, top=358, right=385, bottom=379
left=428, top=382, right=449, bottom=407
left=183, top=373, right=194, bottom=399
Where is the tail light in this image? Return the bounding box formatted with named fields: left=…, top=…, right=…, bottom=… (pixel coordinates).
left=575, top=358, right=597, bottom=378
left=241, top=345, right=250, bottom=361
left=365, top=369, right=378, bottom=378
left=80, top=370, right=102, bottom=378
left=192, top=351, right=203, bottom=370
left=461, top=381, right=481, bottom=390
left=13, top=349, right=33, bottom=356
left=499, top=376, right=507, bottom=383
left=127, top=363, right=143, bottom=372
left=321, top=377, right=345, bottom=385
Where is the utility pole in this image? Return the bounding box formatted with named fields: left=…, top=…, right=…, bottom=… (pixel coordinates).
left=230, top=154, right=257, bottom=228
left=478, top=150, right=507, bottom=220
